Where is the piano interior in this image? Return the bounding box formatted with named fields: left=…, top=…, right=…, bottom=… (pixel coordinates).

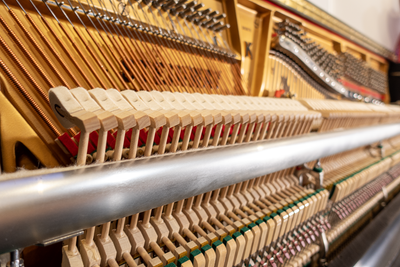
left=0, top=0, right=399, bottom=267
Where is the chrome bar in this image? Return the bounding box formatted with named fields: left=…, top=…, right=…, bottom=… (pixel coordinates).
left=1, top=123, right=400, bottom=253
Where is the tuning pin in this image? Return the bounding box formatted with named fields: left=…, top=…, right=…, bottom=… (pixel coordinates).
left=202, top=17, right=215, bottom=27
left=194, top=15, right=208, bottom=25
left=200, top=8, right=211, bottom=16
left=170, top=4, right=186, bottom=15
left=187, top=11, right=202, bottom=21
left=209, top=21, right=223, bottom=30
left=215, top=23, right=230, bottom=32
left=153, top=0, right=168, bottom=6
left=162, top=0, right=177, bottom=11
left=193, top=3, right=204, bottom=11
left=174, top=0, right=186, bottom=9
left=208, top=10, right=219, bottom=18
left=214, top=13, right=226, bottom=21
left=185, top=0, right=196, bottom=8
left=179, top=7, right=194, bottom=18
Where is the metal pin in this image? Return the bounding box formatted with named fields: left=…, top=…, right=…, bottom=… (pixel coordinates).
left=185, top=1, right=196, bottom=8
left=208, top=10, right=218, bottom=18
left=215, top=23, right=230, bottom=32
left=170, top=4, right=185, bottom=16
left=9, top=249, right=23, bottom=267
left=179, top=7, right=194, bottom=18
left=202, top=17, right=215, bottom=27
left=193, top=3, right=204, bottom=10
left=214, top=13, right=226, bottom=21
left=152, top=0, right=166, bottom=7
left=194, top=15, right=208, bottom=25
left=187, top=11, right=201, bottom=21
left=200, top=8, right=210, bottom=16
left=173, top=0, right=186, bottom=9
left=162, top=0, right=177, bottom=11
left=209, top=21, right=223, bottom=30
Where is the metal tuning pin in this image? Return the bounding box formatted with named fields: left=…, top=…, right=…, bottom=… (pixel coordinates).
left=202, top=17, right=215, bottom=27
left=162, top=0, right=177, bottom=11
left=209, top=20, right=223, bottom=30
left=185, top=0, right=196, bottom=8
left=214, top=13, right=226, bottom=22
left=179, top=6, right=194, bottom=18
left=215, top=23, right=230, bottom=32
left=194, top=14, right=209, bottom=25
left=152, top=0, right=167, bottom=8
left=186, top=11, right=202, bottom=22
left=174, top=0, right=186, bottom=9
left=170, top=4, right=186, bottom=16
left=200, top=8, right=211, bottom=16
left=208, top=10, right=219, bottom=18
left=193, top=2, right=204, bottom=11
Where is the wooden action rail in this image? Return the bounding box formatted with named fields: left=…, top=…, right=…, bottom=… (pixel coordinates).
left=47, top=86, right=400, bottom=267
left=298, top=99, right=400, bottom=133
left=50, top=87, right=400, bottom=166
left=51, top=87, right=324, bottom=164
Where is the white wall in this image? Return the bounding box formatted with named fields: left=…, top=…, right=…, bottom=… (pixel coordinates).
left=308, top=0, right=400, bottom=52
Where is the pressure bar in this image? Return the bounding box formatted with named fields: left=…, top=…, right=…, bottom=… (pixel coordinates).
left=1, top=123, right=400, bottom=253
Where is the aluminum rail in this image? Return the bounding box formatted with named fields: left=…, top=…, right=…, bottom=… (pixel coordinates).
left=1, top=123, right=400, bottom=253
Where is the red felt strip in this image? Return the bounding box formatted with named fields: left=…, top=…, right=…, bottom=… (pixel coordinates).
left=57, top=132, right=78, bottom=156
left=74, top=132, right=95, bottom=154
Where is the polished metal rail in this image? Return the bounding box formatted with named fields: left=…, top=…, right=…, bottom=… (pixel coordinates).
left=1, top=123, right=400, bottom=253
